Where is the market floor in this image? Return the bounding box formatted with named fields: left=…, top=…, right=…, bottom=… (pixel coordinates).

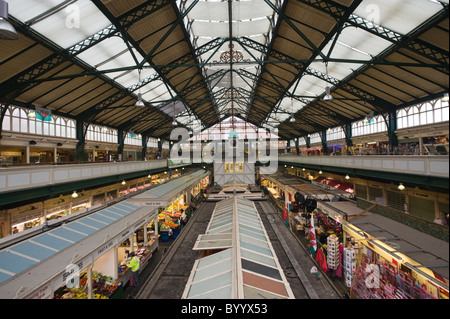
left=126, top=199, right=342, bottom=300
left=124, top=201, right=215, bottom=299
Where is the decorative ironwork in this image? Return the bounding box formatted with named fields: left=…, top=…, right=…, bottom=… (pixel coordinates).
left=214, top=44, right=251, bottom=64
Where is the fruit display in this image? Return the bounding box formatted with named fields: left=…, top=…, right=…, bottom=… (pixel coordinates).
left=54, top=272, right=122, bottom=299
left=163, top=220, right=179, bottom=228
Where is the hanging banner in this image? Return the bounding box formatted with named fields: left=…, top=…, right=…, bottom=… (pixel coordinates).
left=35, top=106, right=52, bottom=122
left=309, top=213, right=317, bottom=254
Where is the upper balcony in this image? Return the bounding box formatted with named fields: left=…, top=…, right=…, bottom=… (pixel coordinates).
left=0, top=160, right=168, bottom=206
left=278, top=154, right=449, bottom=190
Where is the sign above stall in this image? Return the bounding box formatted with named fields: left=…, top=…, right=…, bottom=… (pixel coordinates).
left=317, top=202, right=345, bottom=224
left=141, top=201, right=167, bottom=207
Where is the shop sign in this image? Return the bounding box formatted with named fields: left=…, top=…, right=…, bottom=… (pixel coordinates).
left=53, top=255, right=91, bottom=290
left=317, top=202, right=343, bottom=223
left=143, top=201, right=167, bottom=207
left=94, top=239, right=115, bottom=259
left=28, top=284, right=51, bottom=299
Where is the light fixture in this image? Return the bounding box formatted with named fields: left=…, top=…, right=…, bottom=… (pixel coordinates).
left=122, top=180, right=126, bottom=185
left=290, top=97, right=296, bottom=122
left=72, top=191, right=79, bottom=199
left=172, top=101, right=177, bottom=126
left=323, top=86, right=333, bottom=101
left=319, top=170, right=323, bottom=174
left=135, top=69, right=145, bottom=107
left=28, top=111, right=36, bottom=118
left=398, top=183, right=405, bottom=191
left=323, top=62, right=333, bottom=101
left=135, top=93, right=145, bottom=107
left=0, top=0, right=18, bottom=40
left=345, top=174, right=350, bottom=180
left=302, top=168, right=305, bottom=171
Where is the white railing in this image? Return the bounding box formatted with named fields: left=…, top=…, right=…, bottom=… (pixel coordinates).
left=0, top=160, right=168, bottom=193
left=278, top=155, right=449, bottom=178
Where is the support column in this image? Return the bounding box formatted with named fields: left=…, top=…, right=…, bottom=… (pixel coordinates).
left=142, top=134, right=148, bottom=161
left=345, top=123, right=353, bottom=154
left=129, top=234, right=134, bottom=253
left=321, top=130, right=328, bottom=155
left=419, top=136, right=424, bottom=155
left=87, top=265, right=93, bottom=300
left=25, top=145, right=30, bottom=164
left=144, top=222, right=148, bottom=246
left=387, top=110, right=398, bottom=154
left=118, top=129, right=125, bottom=161
left=154, top=217, right=159, bottom=237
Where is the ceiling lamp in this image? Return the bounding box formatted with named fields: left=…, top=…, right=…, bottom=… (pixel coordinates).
left=323, top=63, right=333, bottom=101
left=172, top=101, right=177, bottom=126
left=319, top=170, right=323, bottom=174
left=323, top=86, right=333, bottom=101
left=345, top=174, right=350, bottom=180
left=135, top=69, right=145, bottom=107
left=398, top=183, right=405, bottom=191
left=290, top=97, right=296, bottom=122
left=442, top=93, right=449, bottom=102
left=72, top=191, right=79, bottom=199
left=135, top=93, right=145, bottom=107
left=0, top=0, right=18, bottom=40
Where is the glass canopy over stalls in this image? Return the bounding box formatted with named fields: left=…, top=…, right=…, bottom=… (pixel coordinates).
left=3, top=0, right=448, bottom=140
left=183, top=196, right=295, bottom=299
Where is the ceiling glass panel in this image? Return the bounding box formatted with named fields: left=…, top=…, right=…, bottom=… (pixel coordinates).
left=354, top=0, right=444, bottom=35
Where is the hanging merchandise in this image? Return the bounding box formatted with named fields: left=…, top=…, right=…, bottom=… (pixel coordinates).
left=316, top=248, right=328, bottom=273
left=344, top=247, right=357, bottom=288
left=327, top=234, right=339, bottom=270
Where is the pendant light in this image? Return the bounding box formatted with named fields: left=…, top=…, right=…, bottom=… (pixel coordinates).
left=323, top=62, right=333, bottom=102
left=0, top=0, right=18, bottom=40
left=172, top=101, right=177, bottom=126
left=290, top=97, right=296, bottom=122
left=135, top=69, right=145, bottom=107
left=323, top=86, right=334, bottom=102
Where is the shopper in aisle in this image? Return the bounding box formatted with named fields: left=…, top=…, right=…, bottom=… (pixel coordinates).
left=126, top=252, right=141, bottom=298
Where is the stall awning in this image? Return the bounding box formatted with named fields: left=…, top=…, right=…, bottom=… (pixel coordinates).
left=128, top=169, right=209, bottom=207
left=184, top=197, right=294, bottom=299
left=0, top=201, right=139, bottom=286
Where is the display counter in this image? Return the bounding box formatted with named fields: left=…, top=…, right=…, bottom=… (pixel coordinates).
left=118, top=238, right=159, bottom=285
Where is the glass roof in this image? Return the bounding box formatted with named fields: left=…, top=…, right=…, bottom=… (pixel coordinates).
left=185, top=197, right=294, bottom=299
left=0, top=201, right=138, bottom=285
left=7, top=0, right=448, bottom=138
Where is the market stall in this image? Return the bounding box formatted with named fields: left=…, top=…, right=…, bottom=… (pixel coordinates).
left=343, top=222, right=449, bottom=299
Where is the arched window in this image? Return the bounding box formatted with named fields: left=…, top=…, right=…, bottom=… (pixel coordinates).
left=397, top=109, right=408, bottom=129
left=2, top=107, right=11, bottom=131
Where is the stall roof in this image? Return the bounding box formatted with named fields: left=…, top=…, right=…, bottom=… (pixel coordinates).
left=128, top=169, right=209, bottom=205
left=0, top=201, right=139, bottom=285
left=263, top=172, right=353, bottom=200
left=183, top=197, right=294, bottom=299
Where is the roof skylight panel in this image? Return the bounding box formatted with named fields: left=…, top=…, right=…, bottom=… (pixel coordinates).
left=10, top=0, right=111, bottom=49
left=353, top=0, right=444, bottom=36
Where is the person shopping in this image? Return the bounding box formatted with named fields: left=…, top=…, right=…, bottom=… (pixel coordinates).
left=126, top=252, right=140, bottom=298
